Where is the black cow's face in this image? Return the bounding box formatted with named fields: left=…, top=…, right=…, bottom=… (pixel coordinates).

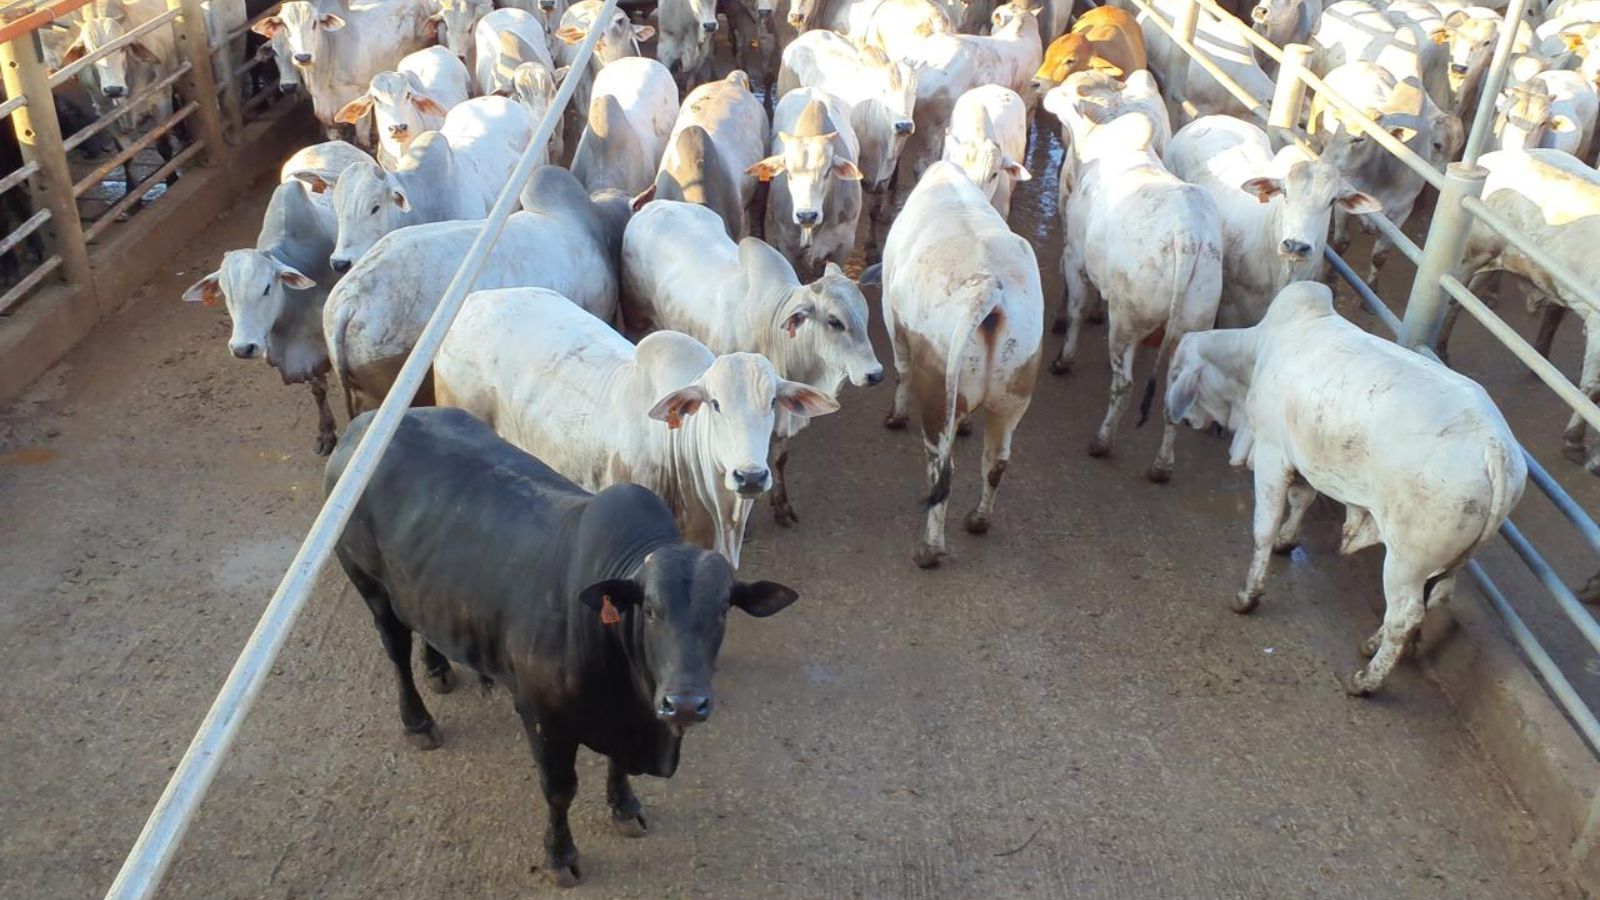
left=580, top=547, right=798, bottom=732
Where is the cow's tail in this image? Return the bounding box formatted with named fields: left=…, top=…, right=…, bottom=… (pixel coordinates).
left=1138, top=232, right=1197, bottom=427
left=929, top=277, right=1002, bottom=507
left=327, top=299, right=359, bottom=420
left=1479, top=438, right=1521, bottom=550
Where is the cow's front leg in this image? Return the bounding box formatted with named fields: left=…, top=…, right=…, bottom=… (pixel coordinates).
left=1051, top=256, right=1090, bottom=374
left=769, top=435, right=798, bottom=527
left=885, top=322, right=912, bottom=429
left=521, top=713, right=583, bottom=887
left=606, top=758, right=648, bottom=838
left=1236, top=458, right=1292, bottom=614
left=915, top=432, right=953, bottom=568
left=310, top=375, right=338, bottom=456
left=1272, top=479, right=1317, bottom=554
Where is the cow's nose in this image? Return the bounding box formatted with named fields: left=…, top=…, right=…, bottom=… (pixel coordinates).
left=330, top=257, right=352, bottom=273
left=1280, top=238, right=1312, bottom=258
left=231, top=342, right=259, bottom=360
left=539, top=0, right=555, bottom=8
left=758, top=6, right=771, bottom=17
left=389, top=123, right=408, bottom=136
left=1250, top=5, right=1268, bottom=20
left=103, top=85, right=125, bottom=98
left=794, top=209, right=821, bottom=226
left=894, top=118, right=914, bottom=135
left=658, top=694, right=712, bottom=725
left=293, top=52, right=312, bottom=65
left=702, top=19, right=719, bottom=32
left=865, top=368, right=884, bottom=387
left=1450, top=62, right=1468, bottom=75
left=731, top=466, right=770, bottom=495
left=787, top=11, right=804, bottom=25
left=279, top=82, right=300, bottom=94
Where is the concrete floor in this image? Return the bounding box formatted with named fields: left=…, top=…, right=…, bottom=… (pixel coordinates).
left=0, top=128, right=1588, bottom=899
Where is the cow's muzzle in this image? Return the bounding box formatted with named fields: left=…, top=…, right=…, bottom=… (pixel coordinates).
left=787, top=11, right=805, bottom=26
left=293, top=53, right=312, bottom=66
left=388, top=124, right=409, bottom=137
left=1449, top=62, right=1468, bottom=75
left=330, top=257, right=352, bottom=273
left=657, top=693, right=711, bottom=726
left=539, top=0, right=556, bottom=9
left=1250, top=4, right=1268, bottom=21
left=793, top=208, right=821, bottom=226
left=1279, top=238, right=1312, bottom=259
left=731, top=466, right=771, bottom=495
left=230, top=342, right=260, bottom=360
left=864, top=367, right=885, bottom=387
left=894, top=118, right=914, bottom=135
left=702, top=19, right=719, bottom=33
left=758, top=7, right=771, bottom=18
left=103, top=85, right=126, bottom=99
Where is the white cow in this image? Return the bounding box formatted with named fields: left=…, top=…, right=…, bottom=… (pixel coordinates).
left=859, top=161, right=1042, bottom=568
left=426, top=0, right=492, bottom=62
left=1493, top=70, right=1599, bottom=157
left=434, top=288, right=839, bottom=565
left=1166, top=115, right=1381, bottom=327
left=1249, top=0, right=1322, bottom=68
left=941, top=84, right=1030, bottom=219
left=777, top=30, right=919, bottom=193
left=471, top=7, right=555, bottom=96
left=1429, top=6, right=1536, bottom=115
left=898, top=0, right=1042, bottom=182
left=1134, top=0, right=1274, bottom=119
left=1054, top=103, right=1223, bottom=482
left=658, top=0, right=721, bottom=87
left=335, top=46, right=471, bottom=166
left=326, top=167, right=627, bottom=415
left=58, top=0, right=179, bottom=179
left=753, top=93, right=864, bottom=277
left=252, top=0, right=430, bottom=142
left=1166, top=281, right=1526, bottom=695
left=622, top=200, right=882, bottom=524
left=1309, top=0, right=1453, bottom=112
left=639, top=71, right=769, bottom=239
left=572, top=56, right=680, bottom=195
left=813, top=0, right=955, bottom=61
left=1042, top=69, right=1172, bottom=172
left=278, top=139, right=371, bottom=207
left=552, top=0, right=655, bottom=146
left=1438, top=149, right=1600, bottom=473
left=323, top=96, right=534, bottom=271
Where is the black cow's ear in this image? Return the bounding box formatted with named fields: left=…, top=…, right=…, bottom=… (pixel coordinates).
left=579, top=579, right=644, bottom=612
left=729, top=581, right=799, bottom=618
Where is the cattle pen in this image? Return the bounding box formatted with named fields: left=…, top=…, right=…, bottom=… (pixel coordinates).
left=2, top=0, right=1600, bottom=895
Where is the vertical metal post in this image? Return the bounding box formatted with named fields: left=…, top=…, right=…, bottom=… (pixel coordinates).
left=1402, top=161, right=1485, bottom=349
left=1268, top=42, right=1311, bottom=134
left=211, top=34, right=243, bottom=139
left=0, top=32, right=91, bottom=288
left=168, top=0, right=226, bottom=162
left=1461, top=0, right=1530, bottom=166
left=1166, top=0, right=1200, bottom=126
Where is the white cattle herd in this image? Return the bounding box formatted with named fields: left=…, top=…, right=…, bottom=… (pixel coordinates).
left=171, top=0, right=1600, bottom=728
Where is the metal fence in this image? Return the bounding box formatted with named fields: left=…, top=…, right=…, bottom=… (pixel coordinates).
left=1128, top=0, right=1600, bottom=750
left=0, top=0, right=296, bottom=317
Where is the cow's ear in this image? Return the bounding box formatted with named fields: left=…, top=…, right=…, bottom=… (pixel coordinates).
left=61, top=39, right=87, bottom=65
left=392, top=187, right=412, bottom=211
left=250, top=16, right=282, bottom=38
left=648, top=384, right=707, bottom=428
left=127, top=40, right=161, bottom=65
left=1387, top=124, right=1417, bottom=143
left=1072, top=98, right=1111, bottom=126
left=631, top=182, right=657, bottom=211
left=746, top=155, right=785, bottom=181
left=831, top=158, right=862, bottom=180
left=776, top=380, right=839, bottom=417
left=1429, top=26, right=1449, bottom=44
left=554, top=24, right=585, bottom=44
left=1091, top=58, right=1125, bottom=78
left=579, top=578, right=644, bottom=618
left=1562, top=31, right=1587, bottom=53
left=782, top=303, right=812, bottom=337
left=423, top=13, right=441, bottom=40
left=1336, top=188, right=1382, bottom=215
left=1240, top=176, right=1283, bottom=203
left=632, top=23, right=656, bottom=41
left=1550, top=112, right=1580, bottom=133
left=729, top=580, right=798, bottom=618
left=1166, top=359, right=1202, bottom=425
left=858, top=262, right=883, bottom=285
left=291, top=170, right=333, bottom=193
left=182, top=272, right=223, bottom=306
left=319, top=13, right=346, bottom=30
left=823, top=261, right=844, bottom=278
left=334, top=95, right=373, bottom=124
left=411, top=93, right=448, bottom=117
left=1002, top=158, right=1031, bottom=181
left=275, top=262, right=316, bottom=290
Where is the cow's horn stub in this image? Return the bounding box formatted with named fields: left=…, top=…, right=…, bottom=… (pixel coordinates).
left=794, top=99, right=832, bottom=137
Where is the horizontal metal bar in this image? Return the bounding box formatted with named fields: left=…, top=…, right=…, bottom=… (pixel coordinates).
left=1465, top=560, right=1600, bottom=754
left=1325, top=245, right=1404, bottom=334
left=0, top=159, right=40, bottom=196
left=1127, top=0, right=1272, bottom=121
left=0, top=93, right=26, bottom=122
left=1295, top=67, right=1445, bottom=191
left=102, top=1, right=622, bottom=894
left=1523, top=451, right=1600, bottom=557
left=0, top=206, right=50, bottom=257
left=62, top=62, right=191, bottom=154
left=0, top=0, right=97, bottom=45
left=0, top=253, right=60, bottom=315
left=241, top=83, right=284, bottom=117
left=81, top=138, right=202, bottom=243
left=1192, top=0, right=1286, bottom=62
left=72, top=102, right=195, bottom=197
left=1368, top=212, right=1423, bottom=266
left=49, top=8, right=181, bottom=89
left=1499, top=519, right=1600, bottom=653
left=1439, top=274, right=1600, bottom=436
left=1460, top=195, right=1600, bottom=318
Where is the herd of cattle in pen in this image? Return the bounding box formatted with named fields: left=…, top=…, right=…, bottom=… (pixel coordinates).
left=75, top=0, right=1600, bottom=881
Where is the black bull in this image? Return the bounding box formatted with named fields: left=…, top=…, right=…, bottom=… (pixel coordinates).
left=327, top=408, right=798, bottom=886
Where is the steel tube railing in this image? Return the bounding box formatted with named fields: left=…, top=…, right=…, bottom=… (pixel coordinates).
left=49, top=8, right=181, bottom=89
left=82, top=139, right=203, bottom=242
left=0, top=92, right=26, bottom=121
left=100, top=1, right=621, bottom=895
left=0, top=206, right=50, bottom=257
left=1325, top=245, right=1404, bottom=332
left=1127, top=0, right=1272, bottom=121
left=1524, top=452, right=1600, bottom=556
left=0, top=158, right=40, bottom=196
left=1461, top=0, right=1532, bottom=166
left=1439, top=274, right=1600, bottom=436
left=1298, top=66, right=1446, bottom=190
left=62, top=63, right=193, bottom=154
left=0, top=253, right=60, bottom=314
left=1193, top=0, right=1286, bottom=62
left=72, top=103, right=197, bottom=197
left=1500, top=520, right=1600, bottom=654
left=1460, top=195, right=1600, bottom=316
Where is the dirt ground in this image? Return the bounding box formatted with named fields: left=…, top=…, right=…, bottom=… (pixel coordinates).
left=0, top=122, right=1593, bottom=899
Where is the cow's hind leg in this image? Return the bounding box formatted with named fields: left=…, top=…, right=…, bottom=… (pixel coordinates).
left=915, top=429, right=955, bottom=568
left=964, top=396, right=1028, bottom=535
left=1347, top=555, right=1429, bottom=696
left=1272, top=480, right=1317, bottom=554
left=606, top=758, right=648, bottom=838
left=1088, top=326, right=1137, bottom=457
left=520, top=712, right=583, bottom=887
left=422, top=643, right=455, bottom=694
left=769, top=434, right=798, bottom=527
left=885, top=322, right=912, bottom=430
left=346, top=566, right=439, bottom=749
left=311, top=375, right=337, bottom=456
left=1050, top=258, right=1089, bottom=373
left=1236, top=455, right=1291, bottom=614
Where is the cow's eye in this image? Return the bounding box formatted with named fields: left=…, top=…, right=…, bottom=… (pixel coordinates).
left=645, top=605, right=659, bottom=622
left=262, top=282, right=272, bottom=296
left=827, top=316, right=844, bottom=331
left=369, top=204, right=380, bottom=215
left=709, top=399, right=720, bottom=413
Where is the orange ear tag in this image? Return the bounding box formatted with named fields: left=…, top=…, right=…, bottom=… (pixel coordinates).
left=600, top=596, right=622, bottom=626
left=665, top=408, right=684, bottom=430
left=203, top=294, right=218, bottom=308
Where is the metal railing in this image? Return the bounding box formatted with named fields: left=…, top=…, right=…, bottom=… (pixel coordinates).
left=100, top=0, right=622, bottom=896
left=1137, top=0, right=1600, bottom=752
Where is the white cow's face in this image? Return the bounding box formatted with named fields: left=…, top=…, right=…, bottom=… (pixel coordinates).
left=253, top=2, right=345, bottom=69
left=989, top=1, right=1038, bottom=39
left=327, top=162, right=409, bottom=272
left=792, top=265, right=883, bottom=389
left=1240, top=160, right=1379, bottom=282
left=556, top=10, right=651, bottom=62
left=1165, top=334, right=1249, bottom=432
left=688, top=0, right=719, bottom=41
left=182, top=249, right=315, bottom=365
left=749, top=129, right=862, bottom=234
left=1432, top=13, right=1497, bottom=93
left=1250, top=0, right=1296, bottom=29
left=941, top=134, right=1029, bottom=206
left=648, top=354, right=838, bottom=497
left=62, top=18, right=161, bottom=102
left=510, top=62, right=564, bottom=163
left=428, top=0, right=492, bottom=61
left=257, top=30, right=302, bottom=92
left=339, top=71, right=446, bottom=158
left=1494, top=84, right=1575, bottom=151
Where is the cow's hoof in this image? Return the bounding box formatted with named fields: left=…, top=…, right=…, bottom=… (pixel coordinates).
left=549, top=862, right=583, bottom=889
left=612, top=811, right=648, bottom=838
left=314, top=433, right=337, bottom=457
left=913, top=546, right=946, bottom=569
left=884, top=412, right=908, bottom=430
left=1087, top=436, right=1112, bottom=458
left=1563, top=441, right=1590, bottom=466
left=1049, top=357, right=1072, bottom=376
left=1231, top=591, right=1261, bottom=615
left=1085, top=308, right=1106, bottom=326
left=404, top=721, right=442, bottom=751
left=963, top=511, right=990, bottom=534
left=1343, top=669, right=1376, bottom=697
left=1146, top=462, right=1172, bottom=484
left=426, top=667, right=456, bottom=695
left=1051, top=317, right=1067, bottom=335
left=772, top=502, right=799, bottom=528
left=956, top=419, right=973, bottom=437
